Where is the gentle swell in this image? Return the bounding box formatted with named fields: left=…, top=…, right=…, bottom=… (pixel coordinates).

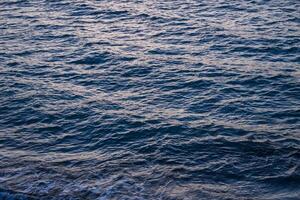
left=0, top=0, right=299, bottom=199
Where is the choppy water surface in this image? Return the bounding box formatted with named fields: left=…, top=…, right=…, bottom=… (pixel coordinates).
left=0, top=0, right=300, bottom=199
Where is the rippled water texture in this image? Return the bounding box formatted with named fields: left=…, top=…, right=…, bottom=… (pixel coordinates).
left=0, top=0, right=300, bottom=199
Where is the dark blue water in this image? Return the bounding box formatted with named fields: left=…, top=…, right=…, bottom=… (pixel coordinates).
left=0, top=0, right=300, bottom=199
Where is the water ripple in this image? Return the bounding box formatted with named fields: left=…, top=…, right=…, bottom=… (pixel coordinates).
left=0, top=0, right=300, bottom=199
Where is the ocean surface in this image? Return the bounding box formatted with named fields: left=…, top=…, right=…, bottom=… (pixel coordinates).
left=0, top=0, right=300, bottom=199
